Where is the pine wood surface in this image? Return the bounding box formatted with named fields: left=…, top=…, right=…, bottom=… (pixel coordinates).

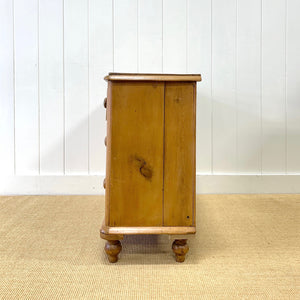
left=104, top=79, right=197, bottom=230
left=107, top=81, right=165, bottom=227
left=102, top=75, right=198, bottom=262
left=104, top=73, right=202, bottom=82
left=163, top=82, right=196, bottom=226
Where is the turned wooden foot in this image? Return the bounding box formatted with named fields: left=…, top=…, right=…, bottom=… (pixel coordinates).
left=104, top=240, right=122, bottom=263
left=172, top=239, right=189, bottom=262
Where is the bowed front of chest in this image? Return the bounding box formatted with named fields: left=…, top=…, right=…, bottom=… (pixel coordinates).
left=100, top=73, right=201, bottom=263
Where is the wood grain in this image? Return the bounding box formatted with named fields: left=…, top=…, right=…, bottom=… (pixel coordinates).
left=105, top=73, right=201, bottom=82
left=101, top=223, right=196, bottom=235
left=163, top=82, right=195, bottom=226
left=108, top=81, right=165, bottom=226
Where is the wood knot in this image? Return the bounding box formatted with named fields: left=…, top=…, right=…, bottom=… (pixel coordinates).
left=130, top=155, right=153, bottom=180
left=140, top=165, right=152, bottom=179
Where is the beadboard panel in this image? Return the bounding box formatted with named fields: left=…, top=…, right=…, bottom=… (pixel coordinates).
left=64, top=0, right=89, bottom=174
left=88, top=0, right=113, bottom=174
left=163, top=0, right=187, bottom=73
left=39, top=0, right=64, bottom=174
left=14, top=0, right=39, bottom=175
left=212, top=0, right=237, bottom=173
left=236, top=0, right=261, bottom=174
left=188, top=0, right=212, bottom=174
left=287, top=0, right=300, bottom=173
left=114, top=0, right=138, bottom=72
left=0, top=0, right=14, bottom=175
left=262, top=0, right=286, bottom=174
left=1, top=0, right=300, bottom=194
left=138, top=0, right=162, bottom=73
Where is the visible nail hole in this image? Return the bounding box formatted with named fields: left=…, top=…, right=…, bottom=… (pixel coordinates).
left=187, top=216, right=190, bottom=219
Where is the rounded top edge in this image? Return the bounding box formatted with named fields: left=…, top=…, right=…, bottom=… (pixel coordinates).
left=104, top=73, right=202, bottom=82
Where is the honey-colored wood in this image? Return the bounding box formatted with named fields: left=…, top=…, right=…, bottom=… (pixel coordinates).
left=172, top=239, right=189, bottom=262
left=101, top=223, right=196, bottom=235
left=104, top=73, right=202, bottom=82
left=104, top=240, right=122, bottom=263
left=108, top=81, right=165, bottom=226
left=104, top=82, right=112, bottom=225
left=101, top=73, right=200, bottom=262
left=163, top=82, right=196, bottom=226
left=100, top=231, right=124, bottom=242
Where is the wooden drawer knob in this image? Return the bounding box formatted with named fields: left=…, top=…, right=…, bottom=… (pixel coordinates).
left=103, top=178, right=106, bottom=189
left=103, top=97, right=107, bottom=108
left=104, top=136, right=107, bottom=146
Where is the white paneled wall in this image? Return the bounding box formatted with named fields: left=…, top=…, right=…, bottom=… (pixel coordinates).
left=1, top=0, right=300, bottom=194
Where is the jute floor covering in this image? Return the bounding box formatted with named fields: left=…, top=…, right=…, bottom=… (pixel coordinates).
left=0, top=195, right=299, bottom=299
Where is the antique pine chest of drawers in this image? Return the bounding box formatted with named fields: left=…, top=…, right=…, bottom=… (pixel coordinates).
left=100, top=73, right=201, bottom=263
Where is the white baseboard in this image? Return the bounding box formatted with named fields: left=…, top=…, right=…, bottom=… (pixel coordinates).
left=0, top=175, right=105, bottom=195
left=0, top=175, right=300, bottom=195
left=196, top=174, right=300, bottom=194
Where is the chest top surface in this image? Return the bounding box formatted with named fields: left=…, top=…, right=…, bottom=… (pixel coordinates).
left=104, top=73, right=201, bottom=82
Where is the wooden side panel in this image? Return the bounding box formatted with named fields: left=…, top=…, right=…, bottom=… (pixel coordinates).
left=164, top=82, right=195, bottom=226
left=105, top=81, right=113, bottom=226
left=108, top=81, right=164, bottom=226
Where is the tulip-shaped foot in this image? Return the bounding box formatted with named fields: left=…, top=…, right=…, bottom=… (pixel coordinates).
left=172, top=239, right=189, bottom=263
left=104, top=240, right=122, bottom=263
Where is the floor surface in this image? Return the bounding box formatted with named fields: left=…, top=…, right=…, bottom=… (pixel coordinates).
left=0, top=195, right=299, bottom=299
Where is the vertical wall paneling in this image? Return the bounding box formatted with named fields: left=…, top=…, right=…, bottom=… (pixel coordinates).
left=114, top=0, right=138, bottom=72
left=39, top=0, right=64, bottom=174
left=163, top=0, right=187, bottom=73
left=188, top=0, right=212, bottom=174
left=0, top=0, right=14, bottom=175
left=236, top=0, right=261, bottom=173
left=14, top=0, right=39, bottom=175
left=262, top=0, right=286, bottom=174
left=287, top=0, right=300, bottom=173
left=89, top=0, right=113, bottom=174
left=2, top=0, right=300, bottom=194
left=64, top=0, right=89, bottom=174
left=212, top=0, right=237, bottom=173
left=138, top=0, right=162, bottom=72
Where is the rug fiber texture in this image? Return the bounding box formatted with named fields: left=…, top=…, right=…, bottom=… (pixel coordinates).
left=0, top=194, right=299, bottom=299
